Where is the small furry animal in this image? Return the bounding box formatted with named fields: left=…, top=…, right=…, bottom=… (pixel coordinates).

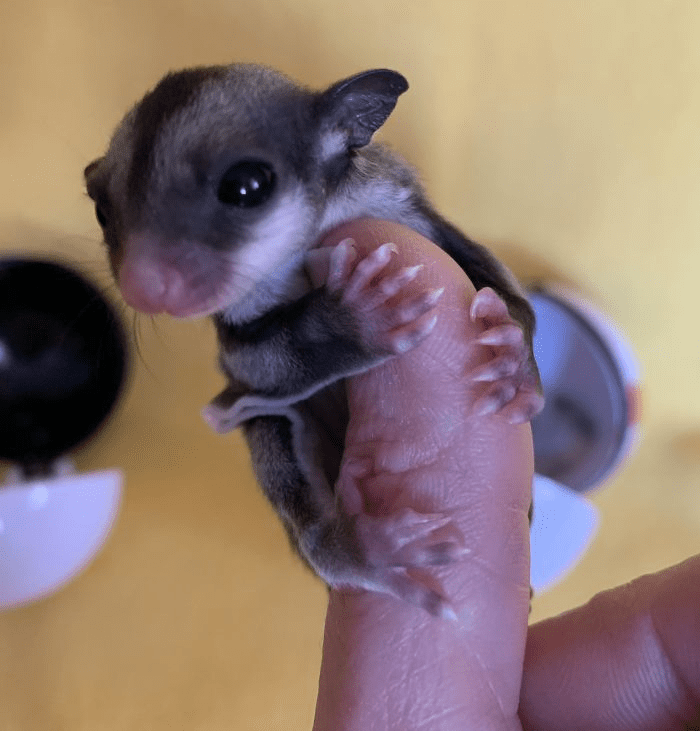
left=85, top=64, right=543, bottom=617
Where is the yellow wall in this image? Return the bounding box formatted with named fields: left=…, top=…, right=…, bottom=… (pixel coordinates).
left=2, top=1, right=700, bottom=728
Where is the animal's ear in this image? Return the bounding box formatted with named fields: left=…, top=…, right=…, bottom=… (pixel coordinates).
left=314, top=69, right=408, bottom=150
left=83, top=158, right=103, bottom=182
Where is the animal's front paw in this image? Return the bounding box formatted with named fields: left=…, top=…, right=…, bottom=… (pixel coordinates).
left=469, top=287, right=544, bottom=424
left=325, top=238, right=444, bottom=356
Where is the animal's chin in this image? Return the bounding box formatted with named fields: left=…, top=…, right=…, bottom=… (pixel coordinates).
left=164, top=295, right=239, bottom=320
left=166, top=304, right=213, bottom=320
left=121, top=288, right=240, bottom=320
left=120, top=291, right=216, bottom=320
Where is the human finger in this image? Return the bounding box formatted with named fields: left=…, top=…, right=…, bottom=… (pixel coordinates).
left=313, top=218, right=534, bottom=731
left=520, top=554, right=700, bottom=731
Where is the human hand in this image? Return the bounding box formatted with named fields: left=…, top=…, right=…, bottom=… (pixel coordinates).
left=311, top=219, right=700, bottom=731
left=312, top=219, right=534, bottom=730
left=520, top=553, right=700, bottom=730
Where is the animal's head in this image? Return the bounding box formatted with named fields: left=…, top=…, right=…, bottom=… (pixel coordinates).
left=85, top=64, right=408, bottom=321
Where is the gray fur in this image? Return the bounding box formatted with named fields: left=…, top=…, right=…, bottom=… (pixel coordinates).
left=85, top=63, right=538, bottom=615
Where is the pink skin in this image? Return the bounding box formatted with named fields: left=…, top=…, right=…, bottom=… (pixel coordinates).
left=117, top=236, right=191, bottom=315
left=314, top=219, right=534, bottom=730
left=521, top=556, right=700, bottom=730
left=116, top=233, right=232, bottom=318
left=312, top=220, right=700, bottom=731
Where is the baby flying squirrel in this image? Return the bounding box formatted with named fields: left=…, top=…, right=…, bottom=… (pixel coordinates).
left=85, top=64, right=543, bottom=617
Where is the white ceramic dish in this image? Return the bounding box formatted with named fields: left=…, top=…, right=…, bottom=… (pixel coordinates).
left=528, top=286, right=641, bottom=590
left=0, top=470, right=122, bottom=610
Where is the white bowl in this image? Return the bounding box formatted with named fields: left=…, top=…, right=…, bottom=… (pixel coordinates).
left=529, top=287, right=641, bottom=493
left=527, top=285, right=641, bottom=591
left=0, top=470, right=122, bottom=610
left=530, top=474, right=599, bottom=593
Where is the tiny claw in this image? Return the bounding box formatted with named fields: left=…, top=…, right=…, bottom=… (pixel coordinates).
left=440, top=605, right=459, bottom=623
left=469, top=355, right=520, bottom=382
left=326, top=238, right=358, bottom=291
left=474, top=383, right=517, bottom=416
left=474, top=397, right=501, bottom=417
left=423, top=541, right=470, bottom=565
left=393, top=313, right=438, bottom=353
left=506, top=409, right=530, bottom=425
left=476, top=324, right=523, bottom=346
left=470, top=287, right=508, bottom=321
left=426, top=286, right=445, bottom=305
left=505, top=394, right=546, bottom=423
left=375, top=242, right=399, bottom=261
left=424, top=313, right=439, bottom=334
left=402, top=264, right=424, bottom=280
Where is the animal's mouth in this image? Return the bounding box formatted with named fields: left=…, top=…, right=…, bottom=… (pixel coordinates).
left=163, top=299, right=228, bottom=320
left=120, top=275, right=248, bottom=320
left=115, top=232, right=240, bottom=319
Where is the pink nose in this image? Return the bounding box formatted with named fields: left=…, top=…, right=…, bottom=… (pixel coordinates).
left=116, top=231, right=192, bottom=315
left=118, top=256, right=187, bottom=314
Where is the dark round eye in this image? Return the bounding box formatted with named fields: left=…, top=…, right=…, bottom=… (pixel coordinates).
left=217, top=160, right=276, bottom=207
left=94, top=203, right=108, bottom=228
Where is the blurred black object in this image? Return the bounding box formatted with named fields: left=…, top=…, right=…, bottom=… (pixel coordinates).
left=0, top=259, right=128, bottom=477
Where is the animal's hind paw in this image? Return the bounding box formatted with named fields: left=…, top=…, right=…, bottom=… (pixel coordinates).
left=314, top=505, right=466, bottom=620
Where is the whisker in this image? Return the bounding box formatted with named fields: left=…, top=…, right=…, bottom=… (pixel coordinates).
left=132, top=312, right=156, bottom=377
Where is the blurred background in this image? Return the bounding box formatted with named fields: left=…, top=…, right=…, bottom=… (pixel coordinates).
left=1, top=0, right=700, bottom=728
